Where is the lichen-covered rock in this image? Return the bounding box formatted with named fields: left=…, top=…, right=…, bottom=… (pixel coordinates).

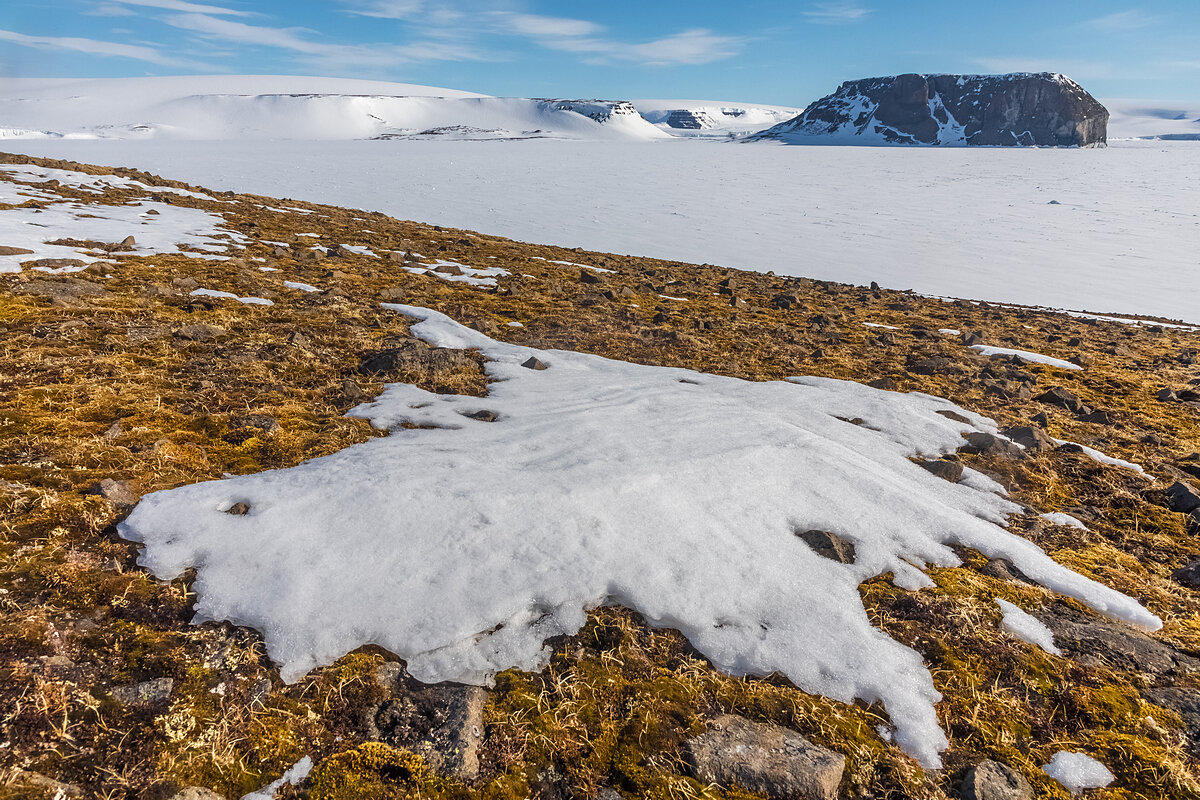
left=753, top=73, right=1107, bottom=147
left=684, top=714, right=845, bottom=800
left=961, top=760, right=1033, bottom=800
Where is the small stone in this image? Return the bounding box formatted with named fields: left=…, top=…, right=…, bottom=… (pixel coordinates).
left=1165, top=481, right=1200, bottom=514
left=226, top=502, right=251, bottom=516
left=1003, top=425, right=1055, bottom=452
left=174, top=323, right=225, bottom=342
left=982, top=558, right=1030, bottom=584
left=961, top=760, right=1034, bottom=800
left=521, top=356, right=548, bottom=370
left=110, top=677, right=174, bottom=707
left=935, top=409, right=970, bottom=423
left=103, top=420, right=123, bottom=439
left=342, top=380, right=369, bottom=403
left=463, top=409, right=498, bottom=422
left=1171, top=561, right=1200, bottom=589
left=965, top=432, right=1023, bottom=459
left=1156, top=388, right=1178, bottom=402
left=89, top=478, right=140, bottom=508
left=171, top=276, right=200, bottom=290
left=1036, top=387, right=1089, bottom=414
left=169, top=787, right=224, bottom=800
left=1077, top=409, right=1113, bottom=425
left=920, top=459, right=964, bottom=483
left=116, top=235, right=137, bottom=251
left=796, top=529, right=856, bottom=564
left=0, top=245, right=34, bottom=256
left=908, top=356, right=956, bottom=375
left=580, top=271, right=605, bottom=285
left=869, top=377, right=899, bottom=392
left=229, top=414, right=281, bottom=435
left=685, top=714, right=845, bottom=800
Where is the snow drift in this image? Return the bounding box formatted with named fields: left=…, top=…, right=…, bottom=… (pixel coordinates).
left=119, top=305, right=1159, bottom=769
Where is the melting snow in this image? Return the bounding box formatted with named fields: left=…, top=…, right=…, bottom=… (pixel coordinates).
left=863, top=322, right=899, bottom=330
left=1052, top=438, right=1147, bottom=475
left=1040, top=512, right=1088, bottom=530
left=190, top=288, right=273, bottom=306
left=403, top=259, right=510, bottom=287
left=995, top=598, right=1061, bottom=655
left=241, top=756, right=313, bottom=800
left=969, top=345, right=1081, bottom=370
left=283, top=281, right=319, bottom=293
left=118, top=306, right=1160, bottom=769
left=1042, top=751, right=1115, bottom=794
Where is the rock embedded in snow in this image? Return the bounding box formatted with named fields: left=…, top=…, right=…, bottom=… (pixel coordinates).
left=960, top=759, right=1033, bottom=800
left=1036, top=605, right=1196, bottom=676
left=796, top=529, right=856, bottom=564
left=118, top=305, right=1163, bottom=769
left=920, top=459, right=964, bottom=483
left=1041, top=751, right=1115, bottom=794
left=752, top=73, right=1107, bottom=147
left=964, top=432, right=1022, bottom=460
left=1003, top=425, right=1054, bottom=452
left=684, top=715, right=845, bottom=800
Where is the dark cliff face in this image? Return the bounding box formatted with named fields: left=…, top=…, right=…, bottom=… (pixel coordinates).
left=753, top=73, right=1109, bottom=147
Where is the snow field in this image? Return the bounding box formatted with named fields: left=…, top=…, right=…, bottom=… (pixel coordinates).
left=11, top=137, right=1196, bottom=323
left=119, top=305, right=1161, bottom=769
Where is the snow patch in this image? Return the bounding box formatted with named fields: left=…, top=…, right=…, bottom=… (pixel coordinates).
left=995, top=598, right=1061, bottom=655
left=119, top=305, right=1161, bottom=770
left=969, top=345, right=1081, bottom=370
left=1042, top=751, right=1115, bottom=794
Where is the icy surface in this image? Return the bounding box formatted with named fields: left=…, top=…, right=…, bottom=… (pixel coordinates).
left=969, top=345, right=1081, bottom=370
left=119, top=306, right=1161, bottom=769
left=995, top=598, right=1061, bottom=655
left=1040, top=512, right=1088, bottom=530
left=1042, top=751, right=1115, bottom=794
left=10, top=138, right=1198, bottom=322
left=241, top=756, right=313, bottom=800
left=1052, top=438, right=1147, bottom=475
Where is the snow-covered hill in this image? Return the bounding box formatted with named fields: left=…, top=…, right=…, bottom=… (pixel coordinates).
left=632, top=99, right=802, bottom=138
left=0, top=76, right=668, bottom=142
left=1104, top=99, right=1200, bottom=140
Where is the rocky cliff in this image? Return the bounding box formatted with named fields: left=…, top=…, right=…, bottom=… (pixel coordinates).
left=752, top=73, right=1108, bottom=147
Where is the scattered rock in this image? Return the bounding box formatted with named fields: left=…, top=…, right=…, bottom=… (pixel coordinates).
left=521, top=356, right=549, bottom=370
left=1003, top=425, right=1054, bottom=452
left=796, top=529, right=856, bottom=564
left=965, top=432, right=1023, bottom=459
left=1165, top=481, right=1200, bottom=514
left=935, top=409, right=970, bottom=424
left=684, top=714, right=845, bottom=800
left=1035, top=605, right=1198, bottom=677
left=169, top=788, right=224, bottom=800
left=226, top=502, right=251, bottom=516
left=907, top=356, right=956, bottom=375
left=12, top=771, right=83, bottom=798
left=23, top=258, right=88, bottom=270
left=869, top=377, right=899, bottom=392
left=1171, top=561, right=1200, bottom=589
left=0, top=245, right=35, bottom=256
left=358, top=340, right=472, bottom=375
left=110, top=677, right=174, bottom=708
left=342, top=380, right=370, bottom=404
left=369, top=663, right=487, bottom=780
left=174, top=323, right=226, bottom=342
left=1077, top=409, right=1113, bottom=425
left=1036, top=386, right=1090, bottom=415
left=920, top=459, right=964, bottom=483
left=14, top=277, right=111, bottom=306
left=1155, top=388, right=1177, bottom=402
left=88, top=478, right=140, bottom=508
left=230, top=414, right=281, bottom=436
left=1143, top=687, right=1200, bottom=747
left=961, top=760, right=1034, bottom=800
left=982, top=558, right=1031, bottom=584
left=579, top=271, right=605, bottom=285
left=462, top=409, right=498, bottom=422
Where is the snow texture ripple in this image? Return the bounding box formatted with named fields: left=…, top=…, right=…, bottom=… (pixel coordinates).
left=118, top=305, right=1161, bottom=768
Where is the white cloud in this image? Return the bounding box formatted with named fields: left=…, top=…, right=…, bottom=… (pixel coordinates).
left=499, top=13, right=603, bottom=38
left=0, top=27, right=199, bottom=67
left=110, top=0, right=253, bottom=16
left=1085, top=10, right=1161, bottom=30
left=802, top=2, right=872, bottom=24
left=161, top=12, right=482, bottom=66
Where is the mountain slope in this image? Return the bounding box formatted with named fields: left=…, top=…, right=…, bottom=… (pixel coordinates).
left=751, top=73, right=1108, bottom=147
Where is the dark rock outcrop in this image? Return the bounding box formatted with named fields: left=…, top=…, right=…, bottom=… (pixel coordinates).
left=751, top=73, right=1107, bottom=147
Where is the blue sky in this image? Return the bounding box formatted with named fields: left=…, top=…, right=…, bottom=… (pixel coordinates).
left=3, top=1, right=1198, bottom=104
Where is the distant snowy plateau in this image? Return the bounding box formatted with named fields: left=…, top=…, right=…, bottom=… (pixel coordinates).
left=2, top=76, right=1198, bottom=322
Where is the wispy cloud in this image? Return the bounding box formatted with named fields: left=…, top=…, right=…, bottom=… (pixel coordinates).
left=500, top=13, right=603, bottom=38
left=109, top=0, right=253, bottom=16
left=1085, top=10, right=1161, bottom=30
left=161, top=12, right=481, bottom=67
left=802, top=2, right=872, bottom=24
left=0, top=27, right=201, bottom=67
